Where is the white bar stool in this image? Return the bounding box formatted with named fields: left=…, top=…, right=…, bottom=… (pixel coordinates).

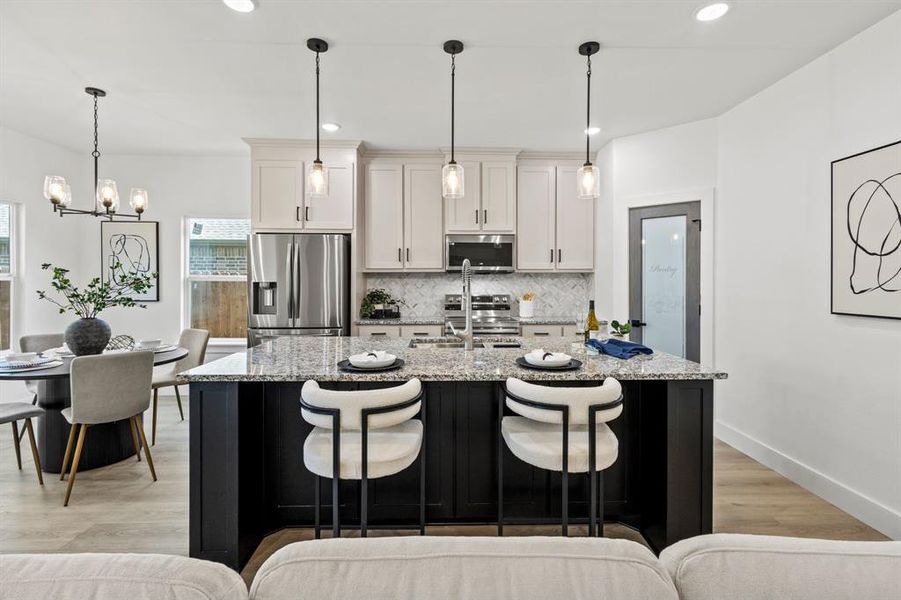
left=498, top=377, right=623, bottom=537
left=300, top=379, right=426, bottom=538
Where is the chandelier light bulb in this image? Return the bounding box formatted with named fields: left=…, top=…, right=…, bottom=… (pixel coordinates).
left=307, top=160, right=329, bottom=197
left=442, top=162, right=465, bottom=199
left=129, top=188, right=149, bottom=213
left=578, top=164, right=600, bottom=200
left=44, top=175, right=67, bottom=204
left=96, top=179, right=120, bottom=213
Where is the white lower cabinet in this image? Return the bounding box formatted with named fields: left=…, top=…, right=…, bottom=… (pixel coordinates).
left=400, top=325, right=444, bottom=338
left=522, top=324, right=579, bottom=338
left=364, top=162, right=444, bottom=272
left=358, top=325, right=401, bottom=338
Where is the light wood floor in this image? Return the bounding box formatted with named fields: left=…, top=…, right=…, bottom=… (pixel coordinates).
left=0, top=396, right=888, bottom=586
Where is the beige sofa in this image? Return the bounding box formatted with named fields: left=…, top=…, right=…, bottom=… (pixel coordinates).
left=3, top=534, right=900, bottom=600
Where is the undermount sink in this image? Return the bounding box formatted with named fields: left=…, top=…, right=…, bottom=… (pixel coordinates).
left=408, top=338, right=522, bottom=349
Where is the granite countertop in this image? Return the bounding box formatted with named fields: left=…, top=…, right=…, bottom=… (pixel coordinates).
left=182, top=336, right=728, bottom=383
left=355, top=317, right=446, bottom=326
left=518, top=316, right=577, bottom=325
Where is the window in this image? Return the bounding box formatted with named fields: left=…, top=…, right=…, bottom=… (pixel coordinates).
left=0, top=204, right=13, bottom=350
left=185, top=218, right=250, bottom=340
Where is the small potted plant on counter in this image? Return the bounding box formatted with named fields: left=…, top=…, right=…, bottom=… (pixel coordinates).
left=36, top=262, right=156, bottom=356
left=360, top=288, right=407, bottom=319
left=610, top=320, right=632, bottom=340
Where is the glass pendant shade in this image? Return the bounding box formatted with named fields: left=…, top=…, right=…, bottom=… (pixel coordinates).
left=442, top=162, right=465, bottom=199
left=44, top=175, right=68, bottom=204
left=307, top=161, right=329, bottom=197
left=577, top=163, right=600, bottom=200
left=129, top=188, right=149, bottom=213
left=59, top=183, right=72, bottom=207
left=96, top=179, right=120, bottom=212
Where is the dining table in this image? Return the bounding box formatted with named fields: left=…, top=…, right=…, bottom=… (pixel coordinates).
left=0, top=346, right=188, bottom=473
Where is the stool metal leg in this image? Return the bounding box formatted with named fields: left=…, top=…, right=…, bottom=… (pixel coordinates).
left=589, top=414, right=597, bottom=538
left=561, top=418, right=569, bottom=537
left=497, top=384, right=504, bottom=537
left=419, top=401, right=427, bottom=536
left=361, top=474, right=368, bottom=538
left=597, top=471, right=605, bottom=537
left=314, top=475, right=321, bottom=539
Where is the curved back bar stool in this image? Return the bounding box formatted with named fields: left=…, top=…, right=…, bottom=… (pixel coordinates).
left=300, top=379, right=426, bottom=538
left=498, top=377, right=623, bottom=537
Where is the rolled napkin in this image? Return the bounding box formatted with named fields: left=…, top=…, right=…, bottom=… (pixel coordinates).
left=586, top=338, right=653, bottom=359
left=523, top=348, right=572, bottom=367
left=348, top=350, right=397, bottom=369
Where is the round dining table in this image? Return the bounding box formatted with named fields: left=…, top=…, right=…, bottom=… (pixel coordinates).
left=0, top=347, right=188, bottom=473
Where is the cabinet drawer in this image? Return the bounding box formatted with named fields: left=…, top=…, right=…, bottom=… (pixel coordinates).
left=521, top=325, right=563, bottom=338
left=401, top=325, right=444, bottom=338
left=358, top=325, right=401, bottom=338
left=561, top=324, right=580, bottom=338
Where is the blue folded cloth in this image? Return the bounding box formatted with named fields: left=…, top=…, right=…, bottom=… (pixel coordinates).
left=586, top=338, right=653, bottom=359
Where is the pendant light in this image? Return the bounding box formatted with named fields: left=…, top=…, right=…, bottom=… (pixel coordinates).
left=442, top=40, right=464, bottom=200
left=307, top=37, right=329, bottom=198
left=43, top=87, right=148, bottom=220
left=577, top=42, right=600, bottom=200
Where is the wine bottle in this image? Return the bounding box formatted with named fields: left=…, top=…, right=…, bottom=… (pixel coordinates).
left=585, top=300, right=599, bottom=342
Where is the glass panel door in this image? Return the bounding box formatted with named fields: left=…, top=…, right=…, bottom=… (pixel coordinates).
left=641, top=216, right=687, bottom=357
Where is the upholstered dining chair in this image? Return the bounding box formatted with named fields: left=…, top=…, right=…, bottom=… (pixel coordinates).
left=15, top=333, right=64, bottom=442
left=60, top=351, right=156, bottom=506
left=1, top=403, right=44, bottom=485
left=498, top=377, right=623, bottom=537
left=300, top=379, right=426, bottom=539
left=151, top=328, right=209, bottom=445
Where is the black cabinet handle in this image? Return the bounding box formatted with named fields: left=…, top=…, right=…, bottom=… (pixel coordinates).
left=475, top=209, right=479, bottom=224
left=296, top=207, right=301, bottom=222
left=483, top=209, right=487, bottom=223
left=630, top=319, right=647, bottom=327
left=557, top=249, right=562, bottom=262
left=550, top=249, right=554, bottom=263
left=534, top=332, right=550, bottom=337
left=370, top=332, right=387, bottom=337
left=398, top=248, right=402, bottom=262
left=305, top=206, right=310, bottom=221
left=406, top=248, right=411, bottom=261
left=413, top=332, right=428, bottom=336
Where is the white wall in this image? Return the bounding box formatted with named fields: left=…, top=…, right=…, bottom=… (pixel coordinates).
left=714, top=11, right=901, bottom=538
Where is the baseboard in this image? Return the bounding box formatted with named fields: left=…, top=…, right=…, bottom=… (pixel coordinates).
left=715, top=420, right=901, bottom=540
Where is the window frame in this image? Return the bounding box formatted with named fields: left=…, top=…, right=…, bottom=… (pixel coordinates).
left=0, top=202, right=17, bottom=351
left=182, top=216, right=249, bottom=347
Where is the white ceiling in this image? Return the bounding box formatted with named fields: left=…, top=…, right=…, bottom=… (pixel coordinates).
left=2, top=0, right=899, bottom=156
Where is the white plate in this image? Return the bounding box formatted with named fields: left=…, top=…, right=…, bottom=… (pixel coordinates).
left=0, top=361, right=63, bottom=373
left=524, top=352, right=572, bottom=368
left=348, top=352, right=396, bottom=369
left=0, top=356, right=58, bottom=369
left=152, top=344, right=179, bottom=353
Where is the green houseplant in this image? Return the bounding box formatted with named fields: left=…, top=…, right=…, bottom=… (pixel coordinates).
left=37, top=263, right=157, bottom=355
left=360, top=288, right=406, bottom=319
left=610, top=320, right=632, bottom=338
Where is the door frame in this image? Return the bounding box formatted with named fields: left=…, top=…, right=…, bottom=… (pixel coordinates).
left=610, top=188, right=716, bottom=366
left=628, top=202, right=701, bottom=361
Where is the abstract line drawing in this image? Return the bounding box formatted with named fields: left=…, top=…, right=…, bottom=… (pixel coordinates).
left=832, top=140, right=901, bottom=320
left=100, top=221, right=159, bottom=302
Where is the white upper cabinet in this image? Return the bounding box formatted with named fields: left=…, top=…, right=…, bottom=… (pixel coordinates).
left=480, top=161, right=516, bottom=232
left=364, top=164, right=404, bottom=271
left=516, top=165, right=557, bottom=271
left=253, top=160, right=304, bottom=229
left=555, top=166, right=594, bottom=271
left=404, top=164, right=444, bottom=270
left=304, top=161, right=354, bottom=231
left=444, top=161, right=481, bottom=233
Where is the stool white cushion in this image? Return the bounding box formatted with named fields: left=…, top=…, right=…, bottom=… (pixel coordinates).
left=249, top=536, right=677, bottom=600
left=303, top=419, right=423, bottom=480
left=0, top=552, right=247, bottom=600
left=505, top=377, right=622, bottom=425
left=301, top=379, right=421, bottom=430
left=660, top=534, right=901, bottom=600
left=501, top=416, right=618, bottom=473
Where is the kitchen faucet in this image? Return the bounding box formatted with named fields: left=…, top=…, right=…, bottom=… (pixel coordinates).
left=449, top=258, right=474, bottom=350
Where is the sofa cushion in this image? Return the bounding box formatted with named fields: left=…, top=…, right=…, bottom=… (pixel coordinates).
left=0, top=553, right=248, bottom=600
left=660, top=533, right=901, bottom=600
left=249, top=536, right=677, bottom=600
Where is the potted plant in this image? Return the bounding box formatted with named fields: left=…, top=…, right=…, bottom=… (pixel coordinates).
left=36, top=263, right=156, bottom=356
left=360, top=288, right=406, bottom=319
left=610, top=320, right=632, bottom=339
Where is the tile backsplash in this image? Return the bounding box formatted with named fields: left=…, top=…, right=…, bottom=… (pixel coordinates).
left=364, top=273, right=594, bottom=318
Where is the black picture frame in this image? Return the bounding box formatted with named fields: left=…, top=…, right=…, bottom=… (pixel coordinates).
left=100, top=220, right=160, bottom=302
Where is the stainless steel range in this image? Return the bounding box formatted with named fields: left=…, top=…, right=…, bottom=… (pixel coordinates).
left=444, top=294, right=520, bottom=336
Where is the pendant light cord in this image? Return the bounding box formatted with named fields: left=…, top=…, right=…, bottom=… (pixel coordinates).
left=315, top=51, right=321, bottom=162
left=450, top=51, right=456, bottom=163
left=92, top=93, right=100, bottom=197
left=585, top=53, right=591, bottom=166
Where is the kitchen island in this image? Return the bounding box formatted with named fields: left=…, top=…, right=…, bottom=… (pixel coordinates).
left=183, top=336, right=726, bottom=570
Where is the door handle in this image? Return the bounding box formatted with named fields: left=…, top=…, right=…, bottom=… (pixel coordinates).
left=398, top=248, right=402, bottom=263
left=305, top=206, right=310, bottom=221
left=406, top=248, right=410, bottom=261
left=475, top=209, right=479, bottom=224
left=483, top=209, right=487, bottom=224
left=630, top=319, right=647, bottom=328
left=557, top=249, right=562, bottom=263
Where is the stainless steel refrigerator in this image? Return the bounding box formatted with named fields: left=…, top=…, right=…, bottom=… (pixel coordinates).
left=247, top=233, right=350, bottom=346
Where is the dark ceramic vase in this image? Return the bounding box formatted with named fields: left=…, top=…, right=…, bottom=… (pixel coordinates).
left=65, top=317, right=112, bottom=356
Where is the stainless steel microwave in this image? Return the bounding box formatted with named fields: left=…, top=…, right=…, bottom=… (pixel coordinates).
left=445, top=234, right=515, bottom=273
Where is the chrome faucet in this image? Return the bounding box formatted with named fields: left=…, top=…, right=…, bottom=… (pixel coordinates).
left=449, top=258, right=475, bottom=350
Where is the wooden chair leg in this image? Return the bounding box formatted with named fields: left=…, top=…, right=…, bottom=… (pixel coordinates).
left=152, top=388, right=158, bottom=446
left=60, top=423, right=77, bottom=481
left=174, top=386, right=184, bottom=421
left=11, top=422, right=22, bottom=469
left=128, top=417, right=142, bottom=461
left=63, top=425, right=88, bottom=506
left=135, top=416, right=157, bottom=481
left=24, top=419, right=43, bottom=485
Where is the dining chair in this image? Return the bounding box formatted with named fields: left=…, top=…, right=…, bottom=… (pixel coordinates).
left=15, top=334, right=65, bottom=442
left=498, top=377, right=623, bottom=537
left=300, top=379, right=426, bottom=539
left=1, top=403, right=44, bottom=485
left=60, top=351, right=156, bottom=506
left=151, top=328, right=209, bottom=445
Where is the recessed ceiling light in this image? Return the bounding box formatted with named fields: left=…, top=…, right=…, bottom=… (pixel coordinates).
left=222, top=0, right=258, bottom=13
left=322, top=122, right=341, bottom=132
left=584, top=126, right=601, bottom=136
left=695, top=2, right=729, bottom=22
